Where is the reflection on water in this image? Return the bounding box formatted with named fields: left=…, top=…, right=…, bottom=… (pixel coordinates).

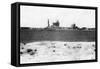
left=20, top=41, right=95, bottom=64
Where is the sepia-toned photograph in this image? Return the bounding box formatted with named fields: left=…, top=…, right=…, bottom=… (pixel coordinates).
left=20, top=4, right=96, bottom=64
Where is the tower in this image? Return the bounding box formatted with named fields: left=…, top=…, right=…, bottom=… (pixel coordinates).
left=48, top=19, right=50, bottom=27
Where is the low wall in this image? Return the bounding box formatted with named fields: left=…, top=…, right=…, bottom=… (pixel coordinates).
left=20, top=29, right=95, bottom=44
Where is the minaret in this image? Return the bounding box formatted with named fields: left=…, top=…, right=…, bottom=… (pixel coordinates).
left=48, top=19, right=50, bottom=27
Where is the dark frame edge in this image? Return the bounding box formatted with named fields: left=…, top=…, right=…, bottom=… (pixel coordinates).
left=95, top=7, right=98, bottom=62
left=18, top=60, right=97, bottom=67
left=13, top=2, right=97, bottom=9
left=11, top=3, right=20, bottom=67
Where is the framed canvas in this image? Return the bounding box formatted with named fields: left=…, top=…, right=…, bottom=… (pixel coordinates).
left=11, top=2, right=98, bottom=67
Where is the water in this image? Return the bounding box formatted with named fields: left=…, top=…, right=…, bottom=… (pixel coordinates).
left=20, top=41, right=95, bottom=64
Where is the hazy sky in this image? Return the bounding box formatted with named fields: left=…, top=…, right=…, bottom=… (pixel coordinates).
left=20, top=5, right=95, bottom=28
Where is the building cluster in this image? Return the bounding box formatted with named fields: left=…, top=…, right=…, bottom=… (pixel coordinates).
left=20, top=19, right=95, bottom=31
left=46, top=19, right=95, bottom=31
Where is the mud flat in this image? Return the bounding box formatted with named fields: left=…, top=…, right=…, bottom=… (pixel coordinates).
left=20, top=41, right=95, bottom=64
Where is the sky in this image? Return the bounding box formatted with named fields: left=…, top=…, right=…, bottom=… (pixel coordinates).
left=20, top=5, right=95, bottom=28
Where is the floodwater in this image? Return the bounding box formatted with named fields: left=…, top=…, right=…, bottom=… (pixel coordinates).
left=20, top=41, right=95, bottom=64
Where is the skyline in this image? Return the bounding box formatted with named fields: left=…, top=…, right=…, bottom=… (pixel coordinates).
left=20, top=5, right=95, bottom=28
